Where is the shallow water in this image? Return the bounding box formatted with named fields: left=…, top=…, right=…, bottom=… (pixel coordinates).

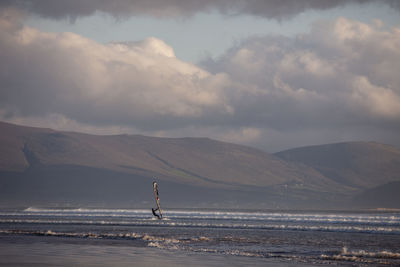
left=1, top=208, right=399, bottom=266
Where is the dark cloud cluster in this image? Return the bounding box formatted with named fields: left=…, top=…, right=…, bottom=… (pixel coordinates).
left=1, top=0, right=399, bottom=20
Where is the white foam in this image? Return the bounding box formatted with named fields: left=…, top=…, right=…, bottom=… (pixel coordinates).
left=0, top=229, right=148, bottom=241
left=224, top=250, right=263, bottom=258
left=340, top=247, right=400, bottom=259
left=321, top=246, right=400, bottom=262
left=24, top=207, right=149, bottom=213
left=10, top=208, right=399, bottom=226
left=1, top=209, right=399, bottom=236
left=191, top=236, right=211, bottom=242
left=1, top=217, right=399, bottom=234
left=20, top=207, right=151, bottom=218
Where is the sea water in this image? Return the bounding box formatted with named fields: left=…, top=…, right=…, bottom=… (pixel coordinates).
left=1, top=208, right=399, bottom=266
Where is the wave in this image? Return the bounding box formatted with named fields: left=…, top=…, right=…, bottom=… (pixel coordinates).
left=0, top=229, right=183, bottom=250
left=321, top=247, right=400, bottom=263
left=1, top=229, right=399, bottom=265
left=11, top=208, right=400, bottom=225
left=24, top=207, right=150, bottom=214
left=20, top=207, right=151, bottom=218
left=1, top=208, right=399, bottom=235
left=1, top=218, right=399, bottom=234
left=0, top=229, right=143, bottom=240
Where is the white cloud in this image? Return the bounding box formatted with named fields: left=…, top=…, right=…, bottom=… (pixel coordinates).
left=206, top=17, right=400, bottom=118
left=1, top=12, right=400, bottom=151
left=0, top=110, right=139, bottom=135
left=201, top=17, right=400, bottom=149
left=351, top=76, right=400, bottom=119
left=0, top=12, right=232, bottom=131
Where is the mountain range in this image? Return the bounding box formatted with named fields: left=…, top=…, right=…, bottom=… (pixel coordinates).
left=0, top=121, right=399, bottom=209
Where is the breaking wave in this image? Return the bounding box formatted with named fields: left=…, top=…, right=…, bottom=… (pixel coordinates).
left=12, top=208, right=400, bottom=225
left=0, top=229, right=144, bottom=240
left=1, top=218, right=399, bottom=234
left=1, top=229, right=399, bottom=264
left=321, top=247, right=400, bottom=264
left=0, top=208, right=399, bottom=235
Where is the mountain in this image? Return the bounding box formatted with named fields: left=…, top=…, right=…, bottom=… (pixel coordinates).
left=353, top=181, right=400, bottom=208
left=1, top=121, right=399, bottom=209
left=0, top=121, right=338, bottom=189
left=275, top=142, right=400, bottom=189
left=275, top=142, right=400, bottom=208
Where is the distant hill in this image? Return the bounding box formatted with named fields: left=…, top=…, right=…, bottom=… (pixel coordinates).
left=0, top=121, right=337, bottom=189
left=353, top=181, right=400, bottom=208
left=275, top=142, right=400, bottom=189
left=1, top=121, right=399, bottom=209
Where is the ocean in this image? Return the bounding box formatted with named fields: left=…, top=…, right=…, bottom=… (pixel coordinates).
left=1, top=208, right=399, bottom=266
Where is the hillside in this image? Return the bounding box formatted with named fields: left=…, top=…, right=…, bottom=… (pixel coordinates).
left=0, top=121, right=341, bottom=190
left=353, top=181, right=400, bottom=208
left=275, top=142, right=400, bottom=189
left=1, top=121, right=399, bottom=208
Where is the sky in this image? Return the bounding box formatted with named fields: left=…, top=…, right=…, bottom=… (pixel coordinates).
left=0, top=0, right=399, bottom=152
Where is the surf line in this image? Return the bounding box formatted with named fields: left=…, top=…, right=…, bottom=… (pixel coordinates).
left=152, top=181, right=163, bottom=219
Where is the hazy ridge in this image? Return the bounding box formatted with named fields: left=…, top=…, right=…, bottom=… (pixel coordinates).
left=1, top=121, right=399, bottom=209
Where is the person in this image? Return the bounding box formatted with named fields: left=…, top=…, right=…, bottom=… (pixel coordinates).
left=152, top=207, right=161, bottom=219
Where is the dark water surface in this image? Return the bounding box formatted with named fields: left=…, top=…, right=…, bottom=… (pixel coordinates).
left=1, top=208, right=399, bottom=266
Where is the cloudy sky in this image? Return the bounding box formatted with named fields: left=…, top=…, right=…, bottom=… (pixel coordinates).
left=1, top=0, right=399, bottom=152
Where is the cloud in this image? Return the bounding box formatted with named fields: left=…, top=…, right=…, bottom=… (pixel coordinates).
left=1, top=0, right=399, bottom=20
left=0, top=10, right=232, bottom=131
left=0, top=110, right=140, bottom=136
left=201, top=17, right=400, bottom=149
left=1, top=11, right=400, bottom=151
